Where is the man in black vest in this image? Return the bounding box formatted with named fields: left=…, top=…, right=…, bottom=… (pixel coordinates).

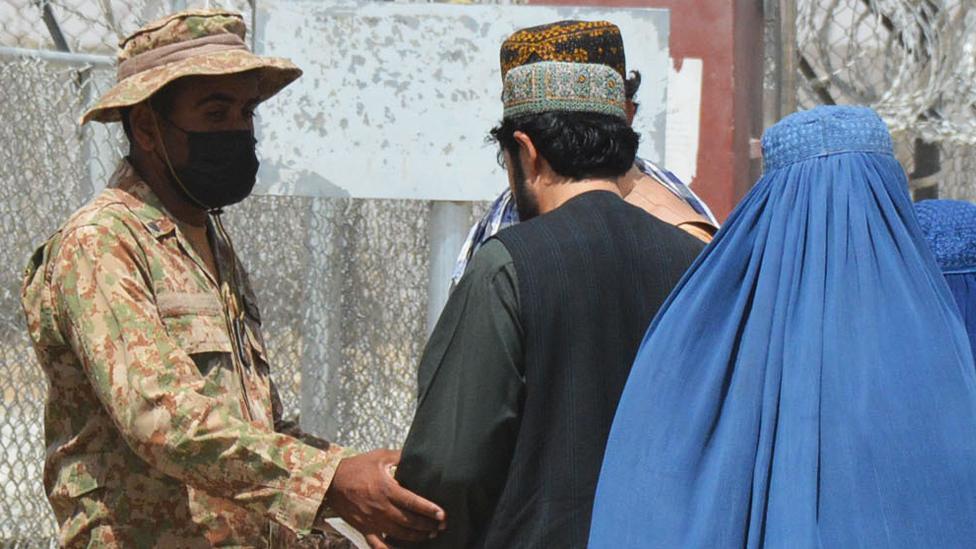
left=395, top=22, right=704, bottom=549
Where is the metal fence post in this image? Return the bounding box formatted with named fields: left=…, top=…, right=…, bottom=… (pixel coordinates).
left=764, top=0, right=798, bottom=129
left=425, top=201, right=472, bottom=334
left=299, top=199, right=345, bottom=441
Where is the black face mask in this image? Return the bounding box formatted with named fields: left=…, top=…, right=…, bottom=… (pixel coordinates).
left=159, top=117, right=259, bottom=211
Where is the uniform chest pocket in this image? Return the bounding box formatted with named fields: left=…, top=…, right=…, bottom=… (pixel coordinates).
left=157, top=292, right=232, bottom=355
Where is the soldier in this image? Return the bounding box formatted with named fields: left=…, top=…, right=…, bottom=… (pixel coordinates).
left=21, top=9, right=443, bottom=549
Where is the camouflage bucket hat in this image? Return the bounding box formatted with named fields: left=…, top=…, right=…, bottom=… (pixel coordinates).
left=82, top=9, right=301, bottom=124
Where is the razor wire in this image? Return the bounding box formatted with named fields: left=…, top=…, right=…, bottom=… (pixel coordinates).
left=796, top=0, right=976, bottom=200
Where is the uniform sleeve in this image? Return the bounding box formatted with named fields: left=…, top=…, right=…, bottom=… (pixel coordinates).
left=395, top=239, right=524, bottom=548
left=52, top=221, right=340, bottom=536
left=271, top=380, right=356, bottom=458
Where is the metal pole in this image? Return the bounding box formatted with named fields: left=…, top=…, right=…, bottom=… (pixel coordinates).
left=38, top=0, right=71, bottom=53
left=78, top=67, right=98, bottom=199
left=0, top=46, right=113, bottom=68
left=299, top=199, right=345, bottom=441
left=778, top=0, right=798, bottom=116
left=250, top=0, right=258, bottom=51
left=910, top=138, right=940, bottom=200
left=425, top=201, right=472, bottom=334
left=763, top=0, right=799, bottom=128
left=762, top=0, right=782, bottom=129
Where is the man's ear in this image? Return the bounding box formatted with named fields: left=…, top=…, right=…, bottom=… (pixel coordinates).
left=129, top=102, right=158, bottom=153
left=513, top=130, right=540, bottom=181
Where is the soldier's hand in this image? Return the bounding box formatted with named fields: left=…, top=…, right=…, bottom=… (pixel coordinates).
left=327, top=449, right=446, bottom=545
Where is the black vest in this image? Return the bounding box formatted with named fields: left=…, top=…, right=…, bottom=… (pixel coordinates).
left=484, top=191, right=704, bottom=548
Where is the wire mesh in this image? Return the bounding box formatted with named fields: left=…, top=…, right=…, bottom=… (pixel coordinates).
left=0, top=1, right=255, bottom=54
left=0, top=53, right=119, bottom=547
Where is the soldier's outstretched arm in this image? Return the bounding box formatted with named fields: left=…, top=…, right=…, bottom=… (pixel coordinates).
left=51, top=221, right=442, bottom=540
left=268, top=374, right=445, bottom=543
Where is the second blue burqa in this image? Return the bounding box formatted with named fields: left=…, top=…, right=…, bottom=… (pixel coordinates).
left=589, top=107, right=976, bottom=548
left=915, top=199, right=976, bottom=355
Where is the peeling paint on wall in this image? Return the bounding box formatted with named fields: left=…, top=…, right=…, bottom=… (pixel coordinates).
left=255, top=1, right=669, bottom=200
left=665, top=57, right=702, bottom=185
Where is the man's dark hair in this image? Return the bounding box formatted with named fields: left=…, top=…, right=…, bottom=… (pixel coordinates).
left=119, top=81, right=180, bottom=143
left=489, top=111, right=640, bottom=181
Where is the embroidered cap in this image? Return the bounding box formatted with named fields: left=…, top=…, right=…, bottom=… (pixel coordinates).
left=502, top=61, right=626, bottom=120
left=500, top=20, right=625, bottom=82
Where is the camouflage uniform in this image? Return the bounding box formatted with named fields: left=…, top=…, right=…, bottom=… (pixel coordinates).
left=22, top=161, right=354, bottom=547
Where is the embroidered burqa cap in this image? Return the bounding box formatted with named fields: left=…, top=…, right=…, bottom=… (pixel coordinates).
left=915, top=198, right=976, bottom=360
left=589, top=106, right=976, bottom=547
left=915, top=199, right=976, bottom=273
left=82, top=9, right=301, bottom=124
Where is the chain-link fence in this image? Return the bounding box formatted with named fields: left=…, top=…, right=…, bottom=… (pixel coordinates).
left=0, top=52, right=119, bottom=545
left=1, top=1, right=255, bottom=53
left=0, top=0, right=497, bottom=545
left=795, top=0, right=976, bottom=200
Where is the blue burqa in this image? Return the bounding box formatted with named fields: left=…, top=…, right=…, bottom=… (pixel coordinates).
left=589, top=106, right=976, bottom=548
left=916, top=199, right=976, bottom=355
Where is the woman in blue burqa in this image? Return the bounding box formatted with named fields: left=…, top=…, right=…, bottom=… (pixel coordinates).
left=915, top=199, right=976, bottom=354
left=589, top=106, right=976, bottom=548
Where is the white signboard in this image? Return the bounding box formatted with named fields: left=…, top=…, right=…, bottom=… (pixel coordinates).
left=254, top=1, right=670, bottom=201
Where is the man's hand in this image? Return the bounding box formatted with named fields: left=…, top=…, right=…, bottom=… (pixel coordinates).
left=327, top=449, right=446, bottom=548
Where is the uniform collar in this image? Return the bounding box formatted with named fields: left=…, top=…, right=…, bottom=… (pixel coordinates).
left=107, top=158, right=179, bottom=239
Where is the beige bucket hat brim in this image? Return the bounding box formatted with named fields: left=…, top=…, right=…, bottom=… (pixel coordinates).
left=81, top=48, right=301, bottom=124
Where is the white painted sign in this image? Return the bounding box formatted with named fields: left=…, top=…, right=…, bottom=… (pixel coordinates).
left=664, top=57, right=703, bottom=185
left=254, top=1, right=670, bottom=201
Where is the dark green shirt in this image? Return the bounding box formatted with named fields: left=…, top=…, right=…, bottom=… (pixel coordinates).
left=396, top=239, right=524, bottom=548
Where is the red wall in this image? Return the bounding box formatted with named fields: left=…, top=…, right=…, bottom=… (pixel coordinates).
left=529, top=0, right=764, bottom=220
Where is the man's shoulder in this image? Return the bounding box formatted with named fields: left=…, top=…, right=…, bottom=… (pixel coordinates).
left=626, top=199, right=707, bottom=251
left=61, top=187, right=146, bottom=236
left=457, top=239, right=515, bottom=288
left=498, top=192, right=704, bottom=260
left=45, top=187, right=158, bottom=263
left=24, top=189, right=149, bottom=289
left=21, top=189, right=136, bottom=347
